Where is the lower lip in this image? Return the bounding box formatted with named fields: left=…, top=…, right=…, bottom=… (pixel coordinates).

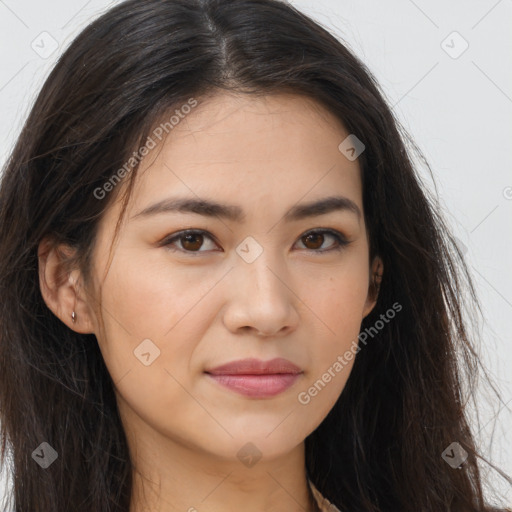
left=206, top=373, right=301, bottom=398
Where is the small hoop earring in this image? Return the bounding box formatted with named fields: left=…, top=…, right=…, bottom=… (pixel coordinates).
left=71, top=311, right=77, bottom=323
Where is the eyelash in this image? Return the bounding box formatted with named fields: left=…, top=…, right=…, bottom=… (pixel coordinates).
left=160, top=228, right=350, bottom=256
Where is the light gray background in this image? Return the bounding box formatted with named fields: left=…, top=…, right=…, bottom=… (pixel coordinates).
left=1, top=0, right=511, bottom=507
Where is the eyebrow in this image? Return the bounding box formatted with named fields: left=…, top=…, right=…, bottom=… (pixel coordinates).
left=131, top=195, right=361, bottom=222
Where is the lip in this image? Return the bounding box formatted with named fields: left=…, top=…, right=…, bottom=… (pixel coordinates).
left=205, top=357, right=303, bottom=398
left=206, top=357, right=302, bottom=375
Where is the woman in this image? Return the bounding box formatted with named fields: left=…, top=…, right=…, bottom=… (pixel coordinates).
left=0, top=0, right=510, bottom=510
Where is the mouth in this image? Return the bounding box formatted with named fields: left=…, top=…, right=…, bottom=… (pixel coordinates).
left=204, top=357, right=303, bottom=398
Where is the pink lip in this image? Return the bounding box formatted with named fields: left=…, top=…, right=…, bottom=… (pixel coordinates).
left=205, top=357, right=303, bottom=398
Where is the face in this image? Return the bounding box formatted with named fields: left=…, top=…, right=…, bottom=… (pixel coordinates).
left=52, top=92, right=381, bottom=465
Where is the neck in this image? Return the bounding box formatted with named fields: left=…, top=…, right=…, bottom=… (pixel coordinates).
left=129, top=448, right=319, bottom=512
left=126, top=424, right=319, bottom=512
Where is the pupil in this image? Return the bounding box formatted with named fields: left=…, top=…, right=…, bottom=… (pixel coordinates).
left=305, top=233, right=323, bottom=249
left=183, top=234, right=202, bottom=251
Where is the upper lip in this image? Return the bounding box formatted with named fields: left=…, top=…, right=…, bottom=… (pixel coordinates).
left=205, top=357, right=302, bottom=375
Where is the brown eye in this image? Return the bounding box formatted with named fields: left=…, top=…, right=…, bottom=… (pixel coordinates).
left=162, top=230, right=218, bottom=254
left=296, top=229, right=349, bottom=253
left=181, top=233, right=204, bottom=251
left=162, top=228, right=348, bottom=256
left=301, top=232, right=324, bottom=250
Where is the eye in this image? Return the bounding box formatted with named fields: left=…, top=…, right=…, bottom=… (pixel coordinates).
left=295, top=229, right=350, bottom=253
left=161, top=229, right=220, bottom=254
left=160, top=228, right=350, bottom=255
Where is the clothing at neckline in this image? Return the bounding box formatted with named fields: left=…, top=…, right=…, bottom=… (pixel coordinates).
left=307, top=479, right=341, bottom=512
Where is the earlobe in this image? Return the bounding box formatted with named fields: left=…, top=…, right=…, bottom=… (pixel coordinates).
left=37, top=237, right=95, bottom=334
left=362, top=255, right=384, bottom=318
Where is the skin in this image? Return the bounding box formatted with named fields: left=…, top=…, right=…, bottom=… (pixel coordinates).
left=39, top=92, right=383, bottom=512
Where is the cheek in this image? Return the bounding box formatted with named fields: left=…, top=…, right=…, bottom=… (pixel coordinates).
left=93, top=249, right=216, bottom=393
left=99, top=247, right=219, bottom=338
left=298, top=268, right=369, bottom=406
left=309, top=265, right=369, bottom=335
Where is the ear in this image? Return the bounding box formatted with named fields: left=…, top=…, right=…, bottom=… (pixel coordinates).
left=38, top=236, right=96, bottom=334
left=362, top=255, right=383, bottom=318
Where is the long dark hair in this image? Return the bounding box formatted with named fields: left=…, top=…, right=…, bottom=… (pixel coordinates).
left=0, top=0, right=510, bottom=510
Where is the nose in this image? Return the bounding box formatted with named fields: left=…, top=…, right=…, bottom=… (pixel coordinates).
left=221, top=251, right=300, bottom=338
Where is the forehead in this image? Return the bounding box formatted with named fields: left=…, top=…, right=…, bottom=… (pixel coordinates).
left=153, top=91, right=352, bottom=159
left=109, top=92, right=363, bottom=226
